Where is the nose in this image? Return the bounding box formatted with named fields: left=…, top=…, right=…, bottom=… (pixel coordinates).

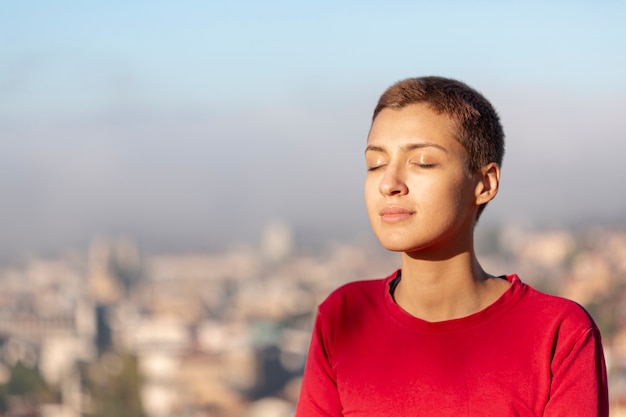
left=379, top=165, right=408, bottom=196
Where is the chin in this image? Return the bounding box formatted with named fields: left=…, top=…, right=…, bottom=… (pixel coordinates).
left=375, top=228, right=448, bottom=254
left=380, top=244, right=408, bottom=253
left=376, top=236, right=425, bottom=253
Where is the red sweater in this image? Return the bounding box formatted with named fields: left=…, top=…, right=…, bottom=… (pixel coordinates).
left=296, top=271, right=608, bottom=416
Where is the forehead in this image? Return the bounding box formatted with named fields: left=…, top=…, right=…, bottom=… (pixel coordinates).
left=367, top=103, right=458, bottom=146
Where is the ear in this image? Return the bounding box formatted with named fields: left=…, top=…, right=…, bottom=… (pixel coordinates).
left=474, top=162, right=500, bottom=206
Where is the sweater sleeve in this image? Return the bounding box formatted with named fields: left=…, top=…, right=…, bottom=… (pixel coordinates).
left=543, top=326, right=609, bottom=417
left=295, top=310, right=343, bottom=417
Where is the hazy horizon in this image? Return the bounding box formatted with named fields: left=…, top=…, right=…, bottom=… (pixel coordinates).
left=1, top=2, right=625, bottom=261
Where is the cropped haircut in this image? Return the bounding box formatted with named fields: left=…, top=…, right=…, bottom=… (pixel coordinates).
left=372, top=76, right=505, bottom=219
left=373, top=76, right=505, bottom=173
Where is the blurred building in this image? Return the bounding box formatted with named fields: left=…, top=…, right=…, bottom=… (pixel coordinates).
left=1, top=227, right=625, bottom=414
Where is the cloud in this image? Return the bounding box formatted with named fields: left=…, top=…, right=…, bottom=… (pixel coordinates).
left=487, top=87, right=626, bottom=225
left=0, top=83, right=624, bottom=260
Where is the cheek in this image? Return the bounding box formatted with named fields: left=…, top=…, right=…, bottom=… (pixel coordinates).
left=440, top=178, right=477, bottom=219
left=364, top=178, right=383, bottom=227
left=415, top=176, right=469, bottom=212
left=364, top=177, right=377, bottom=206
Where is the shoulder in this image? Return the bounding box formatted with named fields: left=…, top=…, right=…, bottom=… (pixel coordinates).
left=515, top=278, right=599, bottom=335
left=317, top=270, right=398, bottom=318
left=319, top=278, right=386, bottom=312
left=312, top=272, right=397, bottom=352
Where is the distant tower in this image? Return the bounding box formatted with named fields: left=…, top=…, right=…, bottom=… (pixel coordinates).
left=87, top=238, right=123, bottom=304
left=111, top=237, right=142, bottom=294
left=261, top=220, right=294, bottom=262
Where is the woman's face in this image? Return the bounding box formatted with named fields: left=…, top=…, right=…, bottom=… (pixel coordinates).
left=364, top=103, right=481, bottom=256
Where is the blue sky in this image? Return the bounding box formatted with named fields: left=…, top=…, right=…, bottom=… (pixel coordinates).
left=3, top=1, right=625, bottom=115
left=1, top=1, right=625, bottom=258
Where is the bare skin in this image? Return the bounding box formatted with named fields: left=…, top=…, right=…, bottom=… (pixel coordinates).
left=395, top=251, right=510, bottom=322
left=365, top=103, right=510, bottom=322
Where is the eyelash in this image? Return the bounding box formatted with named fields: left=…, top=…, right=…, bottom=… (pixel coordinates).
left=367, top=163, right=437, bottom=172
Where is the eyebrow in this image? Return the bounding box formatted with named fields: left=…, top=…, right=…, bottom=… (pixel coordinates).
left=365, top=142, right=449, bottom=154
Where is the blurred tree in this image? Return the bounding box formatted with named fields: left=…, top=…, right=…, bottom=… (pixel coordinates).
left=6, top=360, right=56, bottom=402
left=0, top=384, right=8, bottom=414
left=81, top=353, right=145, bottom=417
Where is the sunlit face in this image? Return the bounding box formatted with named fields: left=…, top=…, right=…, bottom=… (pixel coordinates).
left=365, top=103, right=481, bottom=255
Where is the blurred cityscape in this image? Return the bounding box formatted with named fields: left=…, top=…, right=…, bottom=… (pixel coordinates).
left=1, top=220, right=626, bottom=417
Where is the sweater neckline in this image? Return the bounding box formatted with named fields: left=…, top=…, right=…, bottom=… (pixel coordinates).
left=382, top=269, right=526, bottom=333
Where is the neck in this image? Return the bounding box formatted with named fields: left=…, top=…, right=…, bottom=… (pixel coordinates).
left=395, top=246, right=508, bottom=322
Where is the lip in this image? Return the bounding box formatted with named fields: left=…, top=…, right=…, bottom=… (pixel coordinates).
left=379, top=206, right=415, bottom=223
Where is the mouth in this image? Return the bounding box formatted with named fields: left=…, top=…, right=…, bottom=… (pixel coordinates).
left=379, top=206, right=415, bottom=223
